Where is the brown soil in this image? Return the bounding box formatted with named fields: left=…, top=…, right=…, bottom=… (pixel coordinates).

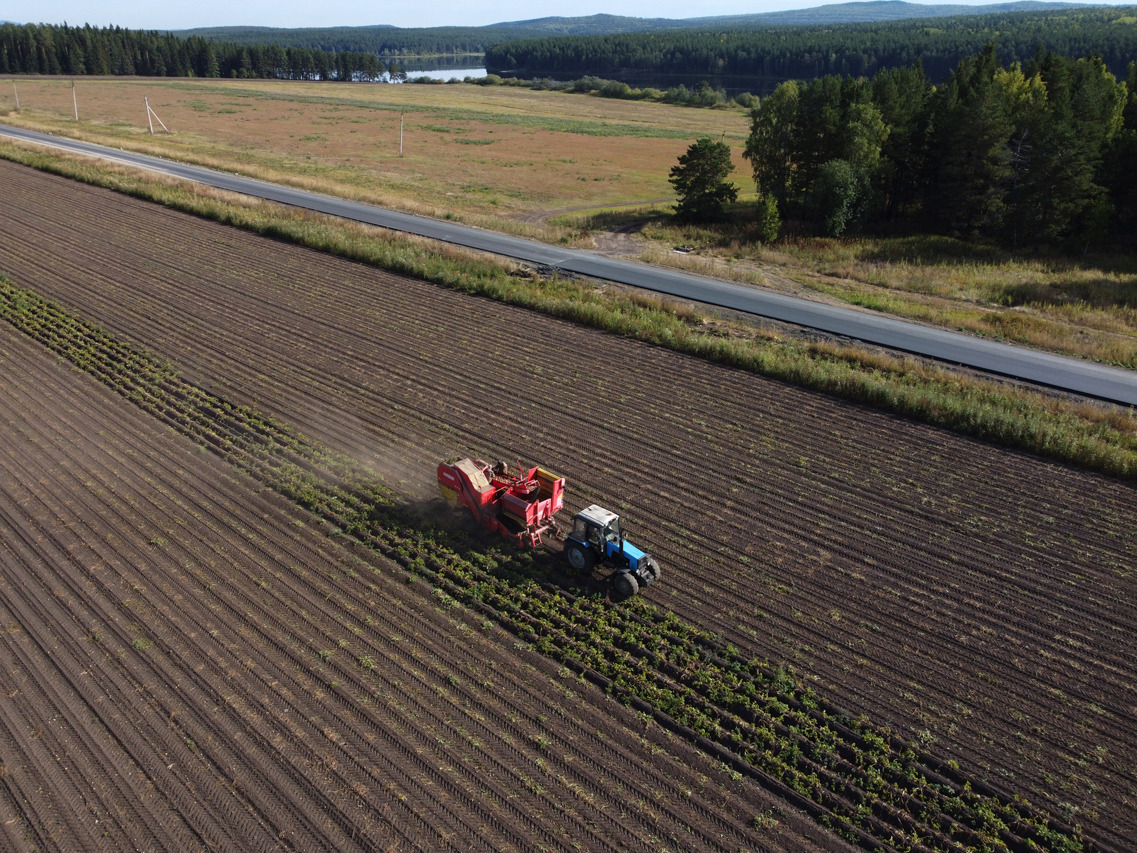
left=1, top=160, right=1135, bottom=847
left=0, top=291, right=828, bottom=851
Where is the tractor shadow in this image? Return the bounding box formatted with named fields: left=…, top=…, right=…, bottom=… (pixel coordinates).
left=381, top=497, right=624, bottom=602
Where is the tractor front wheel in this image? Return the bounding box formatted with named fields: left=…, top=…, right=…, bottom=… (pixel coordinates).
left=639, top=556, right=661, bottom=587
left=564, top=541, right=595, bottom=574
left=612, top=572, right=639, bottom=599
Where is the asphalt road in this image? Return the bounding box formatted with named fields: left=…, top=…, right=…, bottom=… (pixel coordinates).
left=3, top=123, right=1136, bottom=407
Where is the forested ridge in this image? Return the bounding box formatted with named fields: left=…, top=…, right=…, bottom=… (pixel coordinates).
left=740, top=46, right=1137, bottom=249
left=0, top=23, right=386, bottom=80
left=172, top=25, right=505, bottom=58
left=174, top=3, right=1087, bottom=55
left=487, top=7, right=1137, bottom=83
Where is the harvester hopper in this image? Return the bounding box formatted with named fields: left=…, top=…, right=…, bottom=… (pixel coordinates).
left=437, top=458, right=565, bottom=547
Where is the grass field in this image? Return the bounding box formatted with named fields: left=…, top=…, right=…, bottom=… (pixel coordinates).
left=0, top=75, right=750, bottom=236
left=3, top=75, right=1134, bottom=370
left=567, top=209, right=1137, bottom=369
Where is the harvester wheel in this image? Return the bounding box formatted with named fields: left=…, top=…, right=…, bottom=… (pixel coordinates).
left=612, top=572, right=639, bottom=599
left=564, top=541, right=595, bottom=574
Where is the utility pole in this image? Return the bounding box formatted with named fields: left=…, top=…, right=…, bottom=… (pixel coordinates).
left=12, top=81, right=18, bottom=111
left=72, top=80, right=78, bottom=121
left=144, top=98, right=170, bottom=134
left=399, top=113, right=404, bottom=157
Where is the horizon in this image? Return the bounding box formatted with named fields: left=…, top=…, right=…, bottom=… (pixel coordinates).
left=1, top=0, right=1130, bottom=32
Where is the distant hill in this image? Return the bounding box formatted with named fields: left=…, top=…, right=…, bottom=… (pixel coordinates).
left=502, top=2, right=1090, bottom=31
left=486, top=5, right=1137, bottom=85
left=173, top=2, right=1093, bottom=54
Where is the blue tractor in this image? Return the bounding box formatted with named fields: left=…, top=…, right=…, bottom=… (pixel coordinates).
left=563, top=505, right=661, bottom=597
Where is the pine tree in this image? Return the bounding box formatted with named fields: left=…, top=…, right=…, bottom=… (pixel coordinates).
left=670, top=138, right=739, bottom=222
left=929, top=45, right=1015, bottom=236
left=203, top=43, right=219, bottom=78
left=1017, top=53, right=1126, bottom=247
left=871, top=63, right=933, bottom=216
left=1103, top=62, right=1137, bottom=233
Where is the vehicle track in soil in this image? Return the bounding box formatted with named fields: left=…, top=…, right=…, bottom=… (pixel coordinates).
left=0, top=322, right=827, bottom=852
left=1, top=162, right=1134, bottom=845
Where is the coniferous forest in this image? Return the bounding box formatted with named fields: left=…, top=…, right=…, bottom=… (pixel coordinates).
left=742, top=46, right=1137, bottom=249
left=0, top=23, right=386, bottom=80
left=486, top=7, right=1137, bottom=84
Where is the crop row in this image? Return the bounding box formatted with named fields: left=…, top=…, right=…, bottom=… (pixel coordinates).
left=0, top=276, right=1099, bottom=853
left=0, top=316, right=793, bottom=852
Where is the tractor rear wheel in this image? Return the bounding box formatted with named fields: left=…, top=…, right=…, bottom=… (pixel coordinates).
left=612, top=572, right=639, bottom=599
left=564, top=541, right=595, bottom=574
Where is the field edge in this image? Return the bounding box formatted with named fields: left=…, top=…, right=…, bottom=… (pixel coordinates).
left=2, top=138, right=1135, bottom=483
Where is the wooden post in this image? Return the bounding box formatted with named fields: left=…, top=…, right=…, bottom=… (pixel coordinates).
left=147, top=100, right=170, bottom=134
left=72, top=81, right=78, bottom=121
left=12, top=82, right=18, bottom=111
left=399, top=113, right=403, bottom=157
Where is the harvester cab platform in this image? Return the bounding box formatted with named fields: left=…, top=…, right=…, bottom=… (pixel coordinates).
left=563, top=505, right=661, bottom=598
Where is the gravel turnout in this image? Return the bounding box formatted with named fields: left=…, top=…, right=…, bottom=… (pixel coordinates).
left=0, top=161, right=1134, bottom=850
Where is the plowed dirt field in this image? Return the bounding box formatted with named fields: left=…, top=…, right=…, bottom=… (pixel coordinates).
left=0, top=160, right=1134, bottom=848
left=0, top=293, right=824, bottom=851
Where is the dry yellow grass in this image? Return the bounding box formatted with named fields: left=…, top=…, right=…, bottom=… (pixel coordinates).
left=3, top=76, right=1133, bottom=369
left=611, top=219, right=1137, bottom=369
left=0, top=76, right=749, bottom=238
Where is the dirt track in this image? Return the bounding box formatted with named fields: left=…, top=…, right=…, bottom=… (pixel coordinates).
left=0, top=160, right=1134, bottom=846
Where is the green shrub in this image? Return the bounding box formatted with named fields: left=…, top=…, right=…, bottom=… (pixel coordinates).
left=815, top=159, right=864, bottom=237
left=755, top=195, right=781, bottom=243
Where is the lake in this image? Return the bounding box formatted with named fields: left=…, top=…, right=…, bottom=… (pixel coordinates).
left=392, top=56, right=780, bottom=96
left=400, top=58, right=782, bottom=96
left=397, top=56, right=487, bottom=80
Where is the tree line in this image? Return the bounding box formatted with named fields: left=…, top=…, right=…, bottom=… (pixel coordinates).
left=740, top=46, right=1137, bottom=249
left=169, top=15, right=703, bottom=56
left=177, top=9, right=1007, bottom=58
left=0, top=23, right=387, bottom=80
left=486, top=7, right=1137, bottom=85
left=423, top=72, right=739, bottom=109
left=172, top=24, right=503, bottom=57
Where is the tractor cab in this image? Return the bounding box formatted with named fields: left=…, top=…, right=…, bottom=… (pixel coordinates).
left=571, top=506, right=619, bottom=551
left=564, top=505, right=661, bottom=598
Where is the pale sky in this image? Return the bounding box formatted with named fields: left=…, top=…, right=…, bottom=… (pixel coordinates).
left=2, top=0, right=1128, bottom=31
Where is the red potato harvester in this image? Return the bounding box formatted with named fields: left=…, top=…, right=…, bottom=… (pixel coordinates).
left=437, top=458, right=565, bottom=548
